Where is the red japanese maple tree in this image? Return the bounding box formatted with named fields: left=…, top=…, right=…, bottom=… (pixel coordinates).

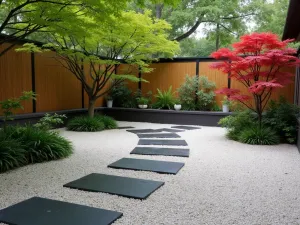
left=210, top=32, right=300, bottom=124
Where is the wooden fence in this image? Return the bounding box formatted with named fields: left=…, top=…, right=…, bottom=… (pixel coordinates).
left=0, top=44, right=296, bottom=115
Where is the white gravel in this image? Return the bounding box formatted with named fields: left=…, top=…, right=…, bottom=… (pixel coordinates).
left=1, top=121, right=300, bottom=225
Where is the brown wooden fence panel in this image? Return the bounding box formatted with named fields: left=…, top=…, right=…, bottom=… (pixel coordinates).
left=35, top=52, right=82, bottom=112
left=141, top=62, right=196, bottom=97
left=199, top=62, right=228, bottom=106
left=0, top=44, right=32, bottom=115
left=269, top=66, right=295, bottom=103
left=0, top=46, right=296, bottom=115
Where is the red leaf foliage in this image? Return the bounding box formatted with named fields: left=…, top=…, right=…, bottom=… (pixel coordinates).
left=210, top=32, right=300, bottom=115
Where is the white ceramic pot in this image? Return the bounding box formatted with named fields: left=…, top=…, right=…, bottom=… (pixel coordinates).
left=174, top=104, right=182, bottom=111
left=138, top=105, right=148, bottom=109
left=107, top=100, right=113, bottom=108
left=222, top=104, right=229, bottom=113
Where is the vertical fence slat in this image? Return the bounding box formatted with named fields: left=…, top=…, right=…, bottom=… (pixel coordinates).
left=31, top=52, right=36, bottom=113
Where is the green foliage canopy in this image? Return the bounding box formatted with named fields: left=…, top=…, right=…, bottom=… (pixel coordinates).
left=19, top=10, right=179, bottom=117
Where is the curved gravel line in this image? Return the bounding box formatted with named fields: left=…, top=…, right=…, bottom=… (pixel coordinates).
left=1, top=121, right=300, bottom=225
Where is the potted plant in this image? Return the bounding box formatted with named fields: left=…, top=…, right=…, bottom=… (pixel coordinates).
left=174, top=99, right=182, bottom=111
left=137, top=97, right=149, bottom=109
left=106, top=95, right=113, bottom=108
left=222, top=96, right=230, bottom=112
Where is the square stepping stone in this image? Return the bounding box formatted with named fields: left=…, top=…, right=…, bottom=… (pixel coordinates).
left=118, top=126, right=135, bottom=129
left=137, top=133, right=180, bottom=139
left=108, top=158, right=184, bottom=174
left=138, top=139, right=188, bottom=146
left=0, top=197, right=122, bottom=225
left=127, top=129, right=158, bottom=134
left=64, top=173, right=164, bottom=199
left=131, top=147, right=189, bottom=157
left=171, top=125, right=201, bottom=130
left=155, top=128, right=185, bottom=133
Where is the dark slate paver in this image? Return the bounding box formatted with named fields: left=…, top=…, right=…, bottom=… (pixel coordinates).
left=155, top=128, right=185, bottom=133
left=108, top=158, right=184, bottom=174
left=64, top=173, right=164, bottom=199
left=118, top=126, right=135, bottom=129
left=138, top=139, right=188, bottom=146
left=137, top=133, right=180, bottom=139
left=126, top=129, right=158, bottom=134
left=131, top=147, right=189, bottom=157
left=0, top=197, right=122, bottom=225
left=171, top=126, right=201, bottom=130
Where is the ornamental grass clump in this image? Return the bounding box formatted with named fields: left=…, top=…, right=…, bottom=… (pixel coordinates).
left=67, top=116, right=105, bottom=132
left=67, top=115, right=118, bottom=131
left=0, top=125, right=73, bottom=173
left=96, top=115, right=117, bottom=129
left=238, top=126, right=280, bottom=145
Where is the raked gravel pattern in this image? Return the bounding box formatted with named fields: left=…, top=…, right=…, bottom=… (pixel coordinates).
left=1, top=121, right=300, bottom=225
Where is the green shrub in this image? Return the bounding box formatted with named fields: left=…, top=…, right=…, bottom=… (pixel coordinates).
left=219, top=110, right=256, bottom=141
left=239, top=126, right=280, bottom=145
left=211, top=103, right=221, bottom=111
left=67, top=116, right=105, bottom=132
left=177, top=76, right=198, bottom=110
left=34, top=113, right=67, bottom=130
left=264, top=97, right=300, bottom=144
left=0, top=91, right=37, bottom=128
left=0, top=131, right=27, bottom=173
left=177, top=75, right=216, bottom=111
left=96, top=115, right=117, bottom=129
left=153, top=86, right=176, bottom=109
left=197, top=76, right=216, bottom=110
left=136, top=97, right=150, bottom=105
left=110, top=82, right=137, bottom=108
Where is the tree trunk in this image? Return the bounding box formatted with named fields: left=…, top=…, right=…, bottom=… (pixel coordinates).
left=88, top=99, right=96, bottom=118
left=216, top=23, right=220, bottom=51
left=155, top=4, right=163, bottom=19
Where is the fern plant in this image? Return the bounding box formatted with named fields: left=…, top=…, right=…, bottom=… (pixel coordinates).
left=153, top=86, right=176, bottom=109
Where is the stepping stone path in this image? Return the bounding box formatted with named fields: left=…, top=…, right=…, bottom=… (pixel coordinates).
left=117, top=126, right=135, bottom=129
left=131, top=146, right=190, bottom=157
left=171, top=125, right=201, bottom=130
left=64, top=173, right=164, bottom=199
left=0, top=197, right=122, bottom=225
left=137, top=132, right=180, bottom=138
left=155, top=128, right=186, bottom=133
left=127, top=129, right=156, bottom=134
left=108, top=158, right=185, bottom=174
left=0, top=125, right=200, bottom=225
left=138, top=139, right=188, bottom=146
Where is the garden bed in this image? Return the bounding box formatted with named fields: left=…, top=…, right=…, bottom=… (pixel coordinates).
left=103, top=107, right=231, bottom=127
left=0, top=107, right=231, bottom=127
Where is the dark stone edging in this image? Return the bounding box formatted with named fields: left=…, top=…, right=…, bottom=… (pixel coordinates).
left=0, top=107, right=232, bottom=127
left=103, top=107, right=231, bottom=127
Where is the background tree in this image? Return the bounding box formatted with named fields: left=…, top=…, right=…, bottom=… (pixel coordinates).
left=211, top=32, right=300, bottom=125
left=0, top=0, right=179, bottom=57
left=130, top=0, right=258, bottom=55
left=20, top=11, right=179, bottom=117
left=179, top=37, right=216, bottom=56
left=254, top=0, right=289, bottom=36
